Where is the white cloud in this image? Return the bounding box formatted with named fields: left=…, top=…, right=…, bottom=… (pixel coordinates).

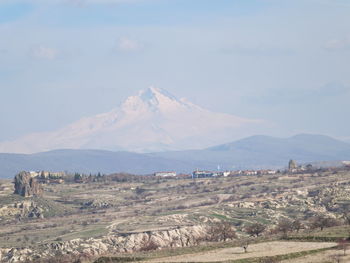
left=325, top=37, right=350, bottom=51
left=117, top=37, right=142, bottom=52
left=31, top=45, right=58, bottom=59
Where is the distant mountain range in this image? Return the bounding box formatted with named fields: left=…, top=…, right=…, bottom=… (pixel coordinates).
left=1, top=134, right=350, bottom=179
left=0, top=87, right=262, bottom=154
left=149, top=134, right=350, bottom=170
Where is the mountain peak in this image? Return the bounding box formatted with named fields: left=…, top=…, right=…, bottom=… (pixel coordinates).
left=139, top=86, right=178, bottom=102
left=121, top=87, right=185, bottom=113
left=0, top=86, right=262, bottom=153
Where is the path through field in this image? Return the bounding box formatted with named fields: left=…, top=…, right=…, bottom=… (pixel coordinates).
left=146, top=241, right=336, bottom=262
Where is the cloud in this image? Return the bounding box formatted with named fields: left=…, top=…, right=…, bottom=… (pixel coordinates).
left=31, top=45, right=58, bottom=59
left=325, top=37, right=350, bottom=51
left=117, top=37, right=142, bottom=52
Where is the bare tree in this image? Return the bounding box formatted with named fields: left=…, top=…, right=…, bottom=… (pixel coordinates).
left=238, top=238, right=251, bottom=253
left=339, top=203, right=350, bottom=226
left=276, top=218, right=293, bottom=237
left=291, top=219, right=303, bottom=233
left=245, top=223, right=266, bottom=237
left=310, top=215, right=338, bottom=231
left=343, top=212, right=350, bottom=226
left=207, top=222, right=236, bottom=242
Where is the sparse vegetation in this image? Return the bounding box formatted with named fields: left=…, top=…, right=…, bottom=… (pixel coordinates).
left=1, top=168, right=350, bottom=262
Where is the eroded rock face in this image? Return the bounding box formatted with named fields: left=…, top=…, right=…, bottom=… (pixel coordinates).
left=13, top=172, right=43, bottom=197
left=0, top=225, right=207, bottom=262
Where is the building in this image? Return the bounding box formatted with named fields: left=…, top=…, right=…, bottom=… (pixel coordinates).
left=30, top=171, right=66, bottom=184
left=242, top=170, right=258, bottom=176
left=192, top=170, right=214, bottom=178
left=257, top=170, right=277, bottom=175
left=214, top=171, right=231, bottom=177
left=154, top=172, right=177, bottom=177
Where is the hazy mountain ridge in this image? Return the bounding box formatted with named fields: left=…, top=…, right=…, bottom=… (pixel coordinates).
left=0, top=134, right=350, bottom=178
left=0, top=87, right=260, bottom=154
left=0, top=149, right=207, bottom=179
left=150, top=134, right=350, bottom=169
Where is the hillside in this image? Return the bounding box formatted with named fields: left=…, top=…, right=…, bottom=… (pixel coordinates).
left=1, top=167, right=350, bottom=262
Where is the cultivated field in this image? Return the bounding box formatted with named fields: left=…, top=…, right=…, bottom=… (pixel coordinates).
left=145, top=241, right=336, bottom=262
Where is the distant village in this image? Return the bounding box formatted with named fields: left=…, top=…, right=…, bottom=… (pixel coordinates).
left=153, top=159, right=329, bottom=178
left=24, top=159, right=350, bottom=185
left=154, top=169, right=277, bottom=178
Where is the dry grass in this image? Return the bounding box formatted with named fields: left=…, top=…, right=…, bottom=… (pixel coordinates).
left=145, top=241, right=336, bottom=262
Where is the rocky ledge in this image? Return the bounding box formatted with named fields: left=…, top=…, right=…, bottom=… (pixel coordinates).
left=0, top=225, right=206, bottom=262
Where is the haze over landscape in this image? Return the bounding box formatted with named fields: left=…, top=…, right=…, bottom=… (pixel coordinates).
left=1, top=1, right=350, bottom=263
left=1, top=0, right=350, bottom=149
left=0, top=0, right=350, bottom=177
left=0, top=87, right=263, bottom=154
left=0, top=86, right=349, bottom=177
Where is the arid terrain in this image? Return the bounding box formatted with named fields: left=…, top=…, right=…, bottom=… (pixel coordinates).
left=1, top=167, right=350, bottom=262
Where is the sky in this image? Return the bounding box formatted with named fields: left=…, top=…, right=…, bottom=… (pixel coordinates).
left=0, top=0, right=349, bottom=143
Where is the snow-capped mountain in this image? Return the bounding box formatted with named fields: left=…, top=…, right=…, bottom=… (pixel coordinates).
left=0, top=87, right=263, bottom=153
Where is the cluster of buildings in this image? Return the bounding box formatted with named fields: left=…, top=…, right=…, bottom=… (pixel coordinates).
left=29, top=171, right=66, bottom=184
left=154, top=159, right=338, bottom=178
left=154, top=169, right=277, bottom=178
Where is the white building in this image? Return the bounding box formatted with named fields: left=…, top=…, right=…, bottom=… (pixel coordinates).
left=154, top=172, right=177, bottom=177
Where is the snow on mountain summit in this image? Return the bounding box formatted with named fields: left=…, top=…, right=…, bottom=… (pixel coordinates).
left=121, top=86, right=188, bottom=113
left=0, top=87, right=264, bottom=153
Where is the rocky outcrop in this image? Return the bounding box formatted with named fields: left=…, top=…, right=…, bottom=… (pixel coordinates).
left=0, top=201, right=44, bottom=219
left=0, top=225, right=207, bottom=262
left=13, top=172, right=42, bottom=197
left=0, top=200, right=44, bottom=220
left=288, top=159, right=297, bottom=171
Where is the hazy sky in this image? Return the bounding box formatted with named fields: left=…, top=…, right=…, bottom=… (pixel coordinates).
left=0, top=0, right=349, bottom=142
